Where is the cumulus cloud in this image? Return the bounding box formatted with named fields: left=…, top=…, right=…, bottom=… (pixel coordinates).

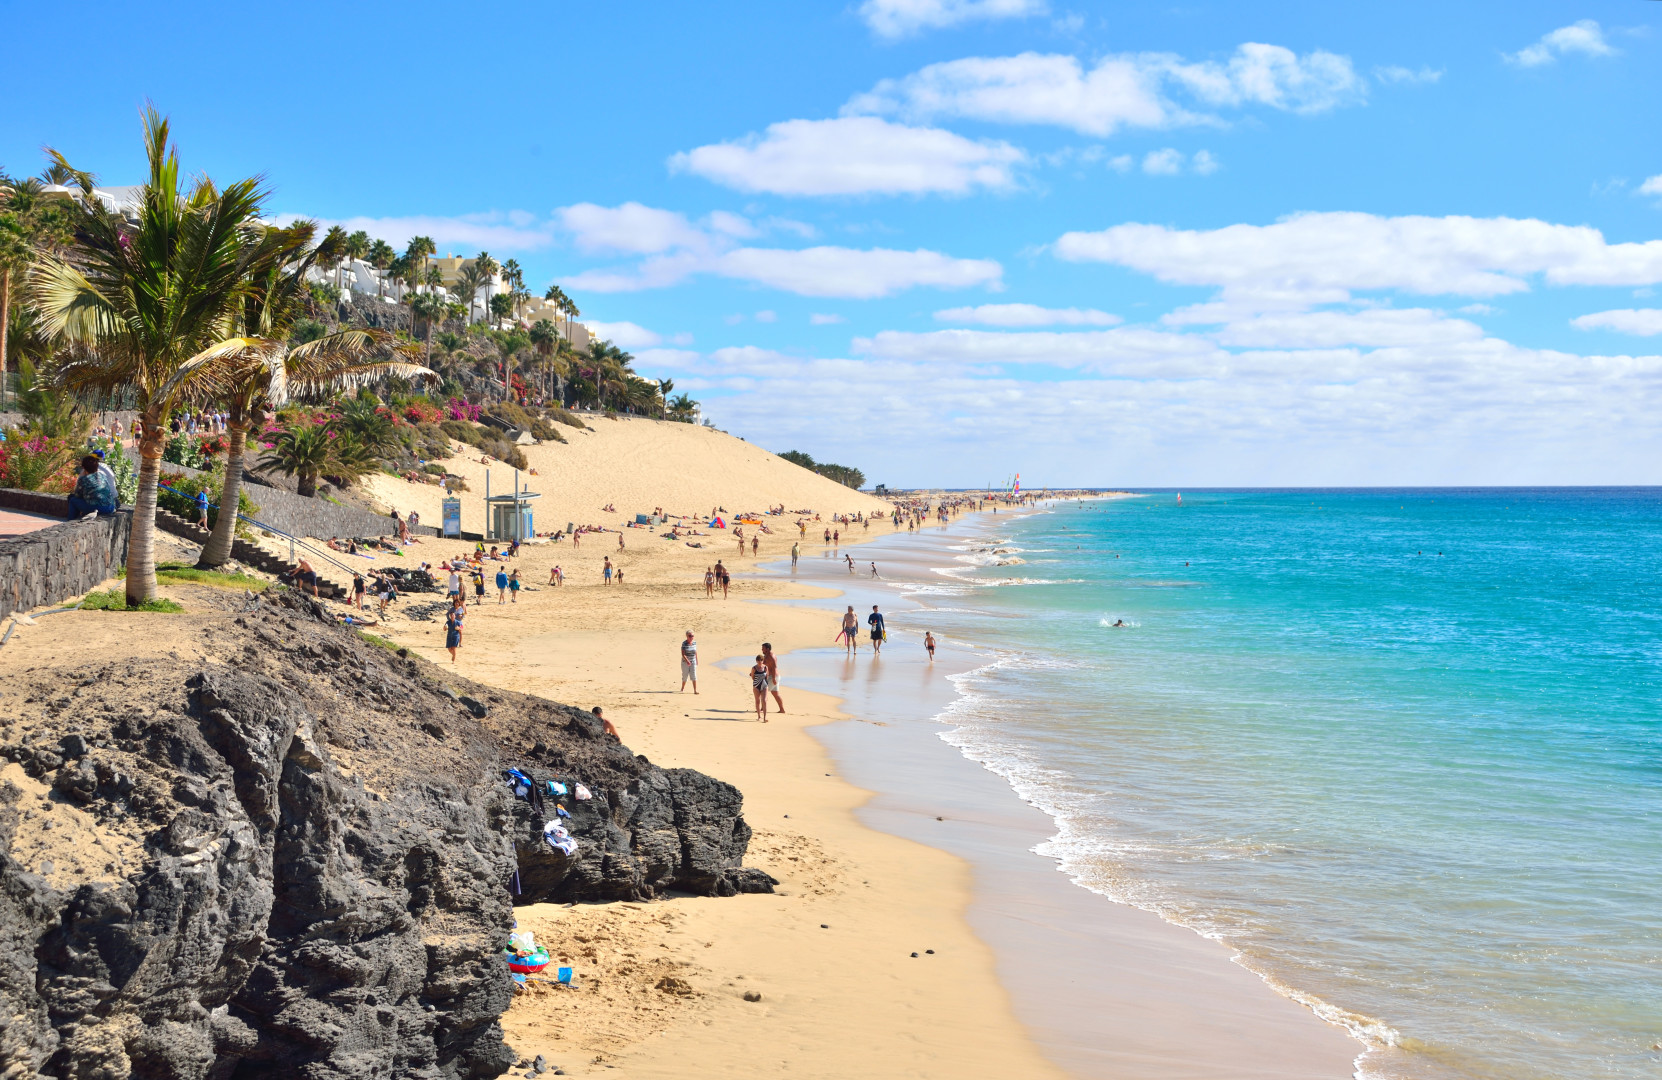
left=859, top=0, right=1046, bottom=38
left=810, top=313, right=847, bottom=325
left=555, top=202, right=709, bottom=255
left=1054, top=212, right=1662, bottom=304
left=584, top=321, right=664, bottom=348
left=1572, top=309, right=1662, bottom=336
left=1143, top=148, right=1184, bottom=175
left=1640, top=175, right=1662, bottom=198
left=1507, top=20, right=1616, bottom=66
left=1209, top=308, right=1485, bottom=348
left=935, top=303, right=1120, bottom=326
left=555, top=201, right=1002, bottom=299
left=845, top=44, right=1365, bottom=136
left=670, top=116, right=1025, bottom=197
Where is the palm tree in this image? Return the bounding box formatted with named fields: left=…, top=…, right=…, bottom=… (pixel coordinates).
left=455, top=261, right=489, bottom=324
left=197, top=222, right=430, bottom=568
left=261, top=421, right=333, bottom=497
left=489, top=292, right=513, bottom=331
left=343, top=230, right=370, bottom=294
left=409, top=291, right=448, bottom=364
left=367, top=239, right=395, bottom=297
left=0, top=199, right=30, bottom=412
left=322, top=225, right=349, bottom=291
left=667, top=392, right=698, bottom=422
left=656, top=378, right=674, bottom=419
left=405, top=235, right=435, bottom=293
left=473, top=251, right=499, bottom=325
left=32, top=108, right=281, bottom=605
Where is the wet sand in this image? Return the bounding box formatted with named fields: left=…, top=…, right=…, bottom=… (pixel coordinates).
left=775, top=517, right=1365, bottom=1078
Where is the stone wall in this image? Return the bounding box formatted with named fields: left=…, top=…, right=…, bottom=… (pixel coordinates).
left=0, top=489, right=132, bottom=619
left=161, top=468, right=438, bottom=541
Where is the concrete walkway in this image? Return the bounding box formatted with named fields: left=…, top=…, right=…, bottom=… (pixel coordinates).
left=0, top=507, right=61, bottom=540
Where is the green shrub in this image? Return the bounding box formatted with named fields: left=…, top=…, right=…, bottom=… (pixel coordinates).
left=441, top=419, right=482, bottom=446
left=422, top=462, right=446, bottom=475
left=79, top=589, right=184, bottom=613
left=411, top=421, right=452, bottom=460
left=478, top=437, right=528, bottom=470
left=543, top=406, right=588, bottom=431
left=158, top=469, right=260, bottom=534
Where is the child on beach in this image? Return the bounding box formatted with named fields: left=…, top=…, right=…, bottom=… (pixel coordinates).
left=444, top=597, right=465, bottom=662
left=925, top=632, right=936, bottom=660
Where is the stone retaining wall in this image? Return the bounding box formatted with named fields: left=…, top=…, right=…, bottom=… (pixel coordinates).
left=0, top=489, right=132, bottom=619
left=160, top=468, right=438, bottom=541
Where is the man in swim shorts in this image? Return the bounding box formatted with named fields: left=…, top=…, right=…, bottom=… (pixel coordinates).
left=761, top=642, right=784, bottom=714
left=868, top=605, right=886, bottom=654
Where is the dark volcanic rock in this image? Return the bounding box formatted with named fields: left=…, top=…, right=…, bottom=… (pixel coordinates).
left=0, top=586, right=771, bottom=1078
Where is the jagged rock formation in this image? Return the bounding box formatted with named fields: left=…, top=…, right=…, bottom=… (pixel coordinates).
left=0, top=587, right=771, bottom=1078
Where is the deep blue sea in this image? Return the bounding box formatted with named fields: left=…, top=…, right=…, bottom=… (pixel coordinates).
left=909, top=489, right=1662, bottom=1080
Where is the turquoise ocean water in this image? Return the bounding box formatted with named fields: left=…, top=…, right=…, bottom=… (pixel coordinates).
left=908, top=489, right=1662, bottom=1080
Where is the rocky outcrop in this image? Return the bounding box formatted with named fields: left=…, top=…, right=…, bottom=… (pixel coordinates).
left=0, top=587, right=771, bottom=1078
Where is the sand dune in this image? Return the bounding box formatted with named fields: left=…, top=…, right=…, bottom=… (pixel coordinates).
left=359, top=415, right=891, bottom=539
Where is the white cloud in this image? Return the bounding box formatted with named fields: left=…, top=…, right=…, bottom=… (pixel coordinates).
left=754, top=310, right=778, bottom=323
left=671, top=117, right=1025, bottom=197
left=935, top=302, right=1121, bottom=327
left=1640, top=175, right=1662, bottom=198
left=1143, top=148, right=1184, bottom=175
left=1191, top=150, right=1220, bottom=175
left=556, top=202, right=708, bottom=255
left=1507, top=20, right=1615, bottom=66
left=859, top=0, right=1046, bottom=39
left=274, top=211, right=555, bottom=253
left=845, top=44, right=1365, bottom=136
left=1054, top=212, right=1662, bottom=303
left=585, top=320, right=664, bottom=348
left=1108, top=154, right=1134, bottom=173
left=1459, top=303, right=1497, bottom=315
left=1571, top=309, right=1662, bottom=336
left=1374, top=65, right=1443, bottom=85
left=555, top=201, right=1003, bottom=298
left=1210, top=308, right=1485, bottom=348
left=810, top=313, right=847, bottom=325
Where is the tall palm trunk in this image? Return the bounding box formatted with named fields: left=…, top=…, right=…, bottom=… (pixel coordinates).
left=197, top=416, right=247, bottom=568
left=126, top=416, right=167, bottom=606
left=0, top=266, right=9, bottom=411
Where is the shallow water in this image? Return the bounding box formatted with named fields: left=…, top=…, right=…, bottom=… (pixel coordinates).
left=863, top=490, right=1662, bottom=1080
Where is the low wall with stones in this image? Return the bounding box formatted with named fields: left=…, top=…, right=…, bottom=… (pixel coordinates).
left=160, top=469, right=438, bottom=541
left=0, top=489, right=132, bottom=619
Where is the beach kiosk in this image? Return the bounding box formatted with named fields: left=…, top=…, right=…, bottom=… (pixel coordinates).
left=485, top=490, right=539, bottom=542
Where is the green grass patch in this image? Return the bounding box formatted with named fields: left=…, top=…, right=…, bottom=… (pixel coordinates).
left=356, top=630, right=402, bottom=652
left=78, top=590, right=184, bottom=613
left=153, top=563, right=267, bottom=590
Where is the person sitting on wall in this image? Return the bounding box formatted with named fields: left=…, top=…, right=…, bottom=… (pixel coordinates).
left=67, top=455, right=116, bottom=518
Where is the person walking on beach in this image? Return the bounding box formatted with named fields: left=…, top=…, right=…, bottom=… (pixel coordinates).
left=509, top=569, right=521, bottom=603
left=761, top=642, right=785, bottom=714
left=840, top=606, right=859, bottom=654
left=496, top=566, right=509, bottom=604
left=351, top=571, right=365, bottom=611
left=790, top=542, right=799, bottom=569
left=618, top=532, right=626, bottom=551
left=751, top=535, right=759, bottom=556
left=603, top=557, right=613, bottom=585
left=445, top=596, right=465, bottom=662
left=704, top=567, right=715, bottom=597
left=870, top=562, right=879, bottom=578
left=749, top=655, right=770, bottom=722
left=447, top=565, right=462, bottom=599
left=715, top=561, right=729, bottom=598
left=868, top=605, right=887, bottom=655
left=680, top=631, right=699, bottom=694
left=472, top=567, right=486, bottom=606
left=925, top=632, right=936, bottom=661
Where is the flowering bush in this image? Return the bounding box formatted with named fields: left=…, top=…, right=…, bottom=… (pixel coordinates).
left=402, top=399, right=444, bottom=424
left=0, top=431, right=77, bottom=492
left=445, top=397, right=482, bottom=422
left=161, top=432, right=227, bottom=468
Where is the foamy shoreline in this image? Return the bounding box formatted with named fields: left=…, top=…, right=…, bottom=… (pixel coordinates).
left=773, top=506, right=1368, bottom=1078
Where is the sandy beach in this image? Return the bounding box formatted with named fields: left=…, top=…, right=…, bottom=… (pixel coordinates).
left=9, top=421, right=1362, bottom=1078
left=343, top=424, right=1360, bottom=1077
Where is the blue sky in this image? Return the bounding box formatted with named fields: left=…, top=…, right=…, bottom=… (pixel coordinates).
left=5, top=1, right=1662, bottom=487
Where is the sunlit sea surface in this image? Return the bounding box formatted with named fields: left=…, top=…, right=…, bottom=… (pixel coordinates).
left=903, top=489, right=1662, bottom=1080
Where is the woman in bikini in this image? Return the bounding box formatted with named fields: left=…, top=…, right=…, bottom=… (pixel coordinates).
left=750, top=655, right=770, bottom=722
